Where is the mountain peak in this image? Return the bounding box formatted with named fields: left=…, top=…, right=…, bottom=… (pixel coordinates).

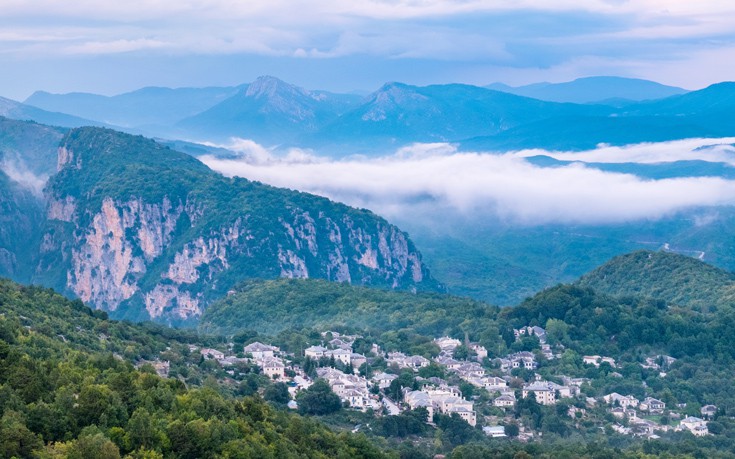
left=245, top=75, right=305, bottom=99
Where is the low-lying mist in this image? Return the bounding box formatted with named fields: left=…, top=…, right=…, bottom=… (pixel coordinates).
left=201, top=138, right=735, bottom=226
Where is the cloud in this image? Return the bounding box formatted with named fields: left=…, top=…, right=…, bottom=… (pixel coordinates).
left=0, top=159, right=48, bottom=197
left=201, top=137, right=735, bottom=226
left=512, top=138, right=735, bottom=165
left=1, top=0, right=734, bottom=99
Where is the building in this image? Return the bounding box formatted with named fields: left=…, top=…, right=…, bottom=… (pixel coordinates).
left=508, top=352, right=537, bottom=370
left=304, top=345, right=328, bottom=359
left=404, top=391, right=434, bottom=421
left=604, top=393, right=639, bottom=408
left=373, top=372, right=398, bottom=389
left=261, top=358, right=285, bottom=379
left=469, top=343, right=488, bottom=361
left=701, top=405, right=718, bottom=419
left=434, top=336, right=462, bottom=352
left=483, top=377, right=508, bottom=392
left=348, top=353, right=366, bottom=371
left=640, top=397, right=665, bottom=413
left=483, top=426, right=507, bottom=438
left=514, top=326, right=547, bottom=344
left=200, top=348, right=225, bottom=360
left=583, top=355, right=616, bottom=367
left=679, top=417, right=709, bottom=436
left=523, top=382, right=556, bottom=405
left=243, top=342, right=277, bottom=360
left=324, top=348, right=352, bottom=365
left=494, top=394, right=516, bottom=407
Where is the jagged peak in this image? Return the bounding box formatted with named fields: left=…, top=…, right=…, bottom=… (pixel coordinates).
left=245, top=75, right=308, bottom=99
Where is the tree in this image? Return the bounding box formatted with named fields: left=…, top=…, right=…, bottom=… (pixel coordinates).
left=264, top=382, right=291, bottom=405
left=296, top=379, right=341, bottom=415
left=453, top=345, right=472, bottom=361
left=0, top=410, right=43, bottom=459
left=418, top=363, right=446, bottom=379
left=545, top=319, right=569, bottom=345
left=504, top=422, right=520, bottom=437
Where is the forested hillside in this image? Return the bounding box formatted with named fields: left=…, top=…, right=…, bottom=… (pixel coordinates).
left=577, top=250, right=735, bottom=311
left=199, top=278, right=497, bottom=337
left=0, top=278, right=391, bottom=458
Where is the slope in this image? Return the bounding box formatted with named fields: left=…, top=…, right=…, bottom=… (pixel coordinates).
left=0, top=96, right=101, bottom=128
left=0, top=277, right=389, bottom=459
left=34, top=127, right=440, bottom=324
left=199, top=277, right=497, bottom=336
left=576, top=250, right=735, bottom=312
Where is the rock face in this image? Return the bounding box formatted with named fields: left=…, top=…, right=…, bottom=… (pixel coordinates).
left=35, top=127, right=440, bottom=324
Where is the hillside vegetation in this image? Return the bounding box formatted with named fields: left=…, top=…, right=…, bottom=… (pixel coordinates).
left=577, top=250, right=735, bottom=311
left=0, top=278, right=390, bottom=458
left=199, top=278, right=497, bottom=337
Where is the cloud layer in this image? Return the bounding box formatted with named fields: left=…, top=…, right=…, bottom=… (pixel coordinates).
left=201, top=138, right=735, bottom=226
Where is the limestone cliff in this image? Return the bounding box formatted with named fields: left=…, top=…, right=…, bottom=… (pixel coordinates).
left=35, top=127, right=440, bottom=324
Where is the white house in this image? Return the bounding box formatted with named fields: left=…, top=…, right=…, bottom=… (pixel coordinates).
left=373, top=372, right=398, bottom=389
left=305, top=345, right=328, bottom=359
left=434, top=336, right=462, bottom=352
left=679, top=417, right=709, bottom=436
left=494, top=394, right=516, bottom=407
left=244, top=342, right=277, bottom=360
left=604, top=393, right=640, bottom=408
left=325, top=348, right=352, bottom=365
left=523, top=382, right=556, bottom=405
left=483, top=426, right=506, bottom=438
left=640, top=397, right=665, bottom=413
left=261, top=358, right=285, bottom=379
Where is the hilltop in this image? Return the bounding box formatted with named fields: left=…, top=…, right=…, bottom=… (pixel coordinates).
left=577, top=250, right=735, bottom=311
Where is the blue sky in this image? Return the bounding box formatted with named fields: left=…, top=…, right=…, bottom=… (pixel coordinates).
left=1, top=0, right=735, bottom=100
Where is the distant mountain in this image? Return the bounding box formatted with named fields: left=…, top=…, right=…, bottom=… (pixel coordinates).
left=627, top=81, right=735, bottom=116
left=17, top=77, right=735, bottom=156
left=524, top=156, right=735, bottom=180
left=0, top=96, right=100, bottom=128
left=25, top=85, right=243, bottom=129
left=310, top=82, right=609, bottom=153
left=177, top=76, right=362, bottom=143
left=460, top=115, right=716, bottom=152
left=461, top=82, right=735, bottom=151
left=31, top=127, right=439, bottom=324
left=577, top=250, right=735, bottom=311
left=486, top=76, right=688, bottom=104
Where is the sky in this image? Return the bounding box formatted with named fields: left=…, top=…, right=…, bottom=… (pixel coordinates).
left=199, top=138, right=735, bottom=226
left=1, top=1, right=735, bottom=100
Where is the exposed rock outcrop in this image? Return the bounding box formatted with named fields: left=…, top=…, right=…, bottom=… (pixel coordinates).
left=34, top=127, right=440, bottom=323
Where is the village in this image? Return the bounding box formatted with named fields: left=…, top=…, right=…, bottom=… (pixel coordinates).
left=157, top=324, right=717, bottom=441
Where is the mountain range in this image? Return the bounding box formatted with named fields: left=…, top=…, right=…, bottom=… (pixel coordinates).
left=14, top=75, right=735, bottom=154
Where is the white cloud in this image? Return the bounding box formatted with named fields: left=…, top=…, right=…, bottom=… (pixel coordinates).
left=201, top=138, right=735, bottom=225
left=512, top=138, right=735, bottom=165
left=0, top=159, right=48, bottom=197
